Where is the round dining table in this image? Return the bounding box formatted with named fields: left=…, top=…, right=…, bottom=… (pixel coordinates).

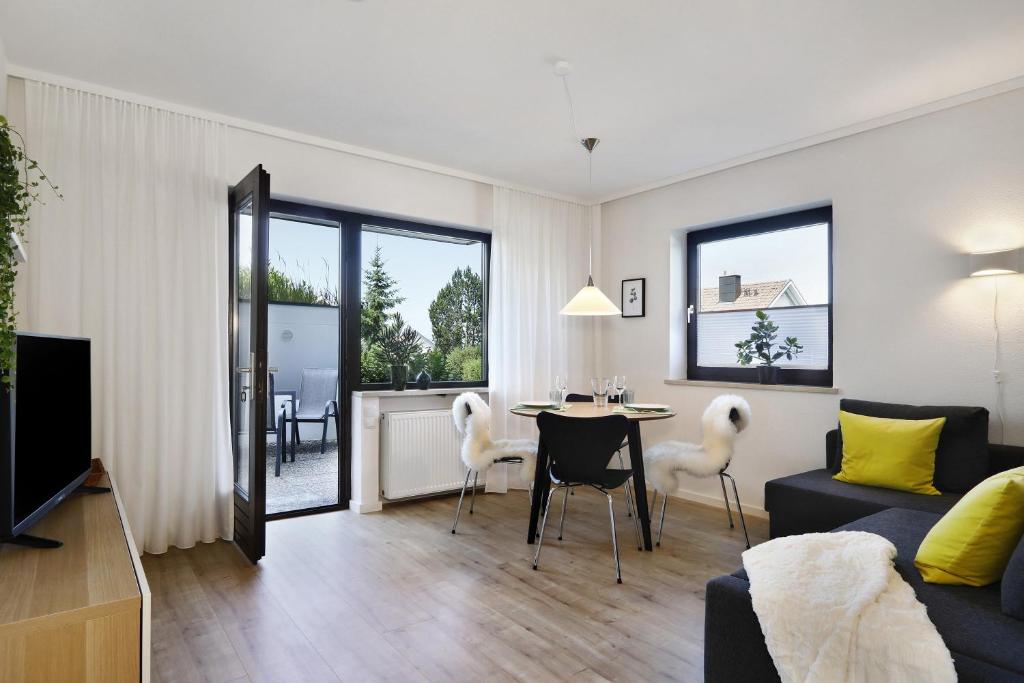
left=510, top=402, right=676, bottom=551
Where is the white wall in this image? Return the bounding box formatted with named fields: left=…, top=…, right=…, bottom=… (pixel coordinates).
left=600, top=88, right=1024, bottom=511
left=0, top=37, right=7, bottom=115
left=267, top=303, right=339, bottom=393
left=227, top=127, right=493, bottom=230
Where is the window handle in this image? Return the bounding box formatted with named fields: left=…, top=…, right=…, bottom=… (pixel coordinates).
left=687, top=304, right=695, bottom=323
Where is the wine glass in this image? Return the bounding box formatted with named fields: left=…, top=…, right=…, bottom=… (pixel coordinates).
left=613, top=375, right=626, bottom=402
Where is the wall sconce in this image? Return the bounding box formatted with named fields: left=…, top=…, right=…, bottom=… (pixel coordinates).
left=968, top=248, right=1022, bottom=277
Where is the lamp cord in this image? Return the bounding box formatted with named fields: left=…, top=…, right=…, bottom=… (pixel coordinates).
left=561, top=71, right=593, bottom=276
left=993, top=278, right=1005, bottom=444
left=587, top=149, right=593, bottom=275
left=560, top=75, right=579, bottom=141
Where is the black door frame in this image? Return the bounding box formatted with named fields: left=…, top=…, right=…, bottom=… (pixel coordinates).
left=253, top=199, right=491, bottom=521
left=228, top=165, right=270, bottom=563
left=263, top=199, right=355, bottom=521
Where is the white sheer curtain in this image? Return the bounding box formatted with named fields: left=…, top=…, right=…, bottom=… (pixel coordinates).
left=488, top=187, right=600, bottom=489
left=22, top=81, right=233, bottom=554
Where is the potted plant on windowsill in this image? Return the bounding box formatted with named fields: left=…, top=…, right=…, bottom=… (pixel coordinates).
left=735, top=309, right=803, bottom=384
left=375, top=313, right=423, bottom=391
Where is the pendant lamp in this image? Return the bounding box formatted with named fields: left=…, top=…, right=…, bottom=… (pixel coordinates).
left=560, top=137, right=621, bottom=316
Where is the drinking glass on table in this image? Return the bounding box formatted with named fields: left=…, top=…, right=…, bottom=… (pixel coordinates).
left=591, top=377, right=611, bottom=408
left=553, top=375, right=568, bottom=407
left=620, top=388, right=635, bottom=405
left=548, top=388, right=564, bottom=409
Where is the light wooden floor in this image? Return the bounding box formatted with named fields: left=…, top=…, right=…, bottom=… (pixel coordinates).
left=143, top=488, right=767, bottom=683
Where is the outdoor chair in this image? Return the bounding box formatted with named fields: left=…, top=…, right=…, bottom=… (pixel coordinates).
left=288, top=368, right=340, bottom=459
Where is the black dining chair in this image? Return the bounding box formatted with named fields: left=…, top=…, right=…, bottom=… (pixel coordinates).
left=533, top=411, right=641, bottom=583
left=561, top=392, right=636, bottom=525
left=565, top=392, right=620, bottom=403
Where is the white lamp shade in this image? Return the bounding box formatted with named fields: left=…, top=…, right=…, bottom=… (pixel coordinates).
left=560, top=276, right=621, bottom=316
left=969, top=248, right=1022, bottom=277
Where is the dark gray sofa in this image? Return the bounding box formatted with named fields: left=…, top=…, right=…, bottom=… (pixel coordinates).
left=705, top=402, right=1024, bottom=683
left=765, top=430, right=1024, bottom=538
left=706, top=508, right=1024, bottom=682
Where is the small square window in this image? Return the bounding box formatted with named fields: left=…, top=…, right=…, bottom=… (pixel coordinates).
left=686, top=207, right=832, bottom=386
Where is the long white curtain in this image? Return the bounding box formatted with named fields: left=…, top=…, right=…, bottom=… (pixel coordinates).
left=489, top=187, right=599, bottom=487
left=22, top=81, right=233, bottom=554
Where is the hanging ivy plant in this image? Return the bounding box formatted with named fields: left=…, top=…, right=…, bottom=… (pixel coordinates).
left=0, top=115, right=61, bottom=383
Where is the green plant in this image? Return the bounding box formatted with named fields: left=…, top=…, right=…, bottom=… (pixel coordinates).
left=735, top=309, right=803, bottom=367
left=428, top=267, right=482, bottom=357
left=237, top=258, right=338, bottom=306
left=443, top=345, right=482, bottom=381
left=375, top=313, right=422, bottom=366
left=0, top=116, right=61, bottom=383
left=360, top=342, right=391, bottom=383
left=361, top=245, right=403, bottom=343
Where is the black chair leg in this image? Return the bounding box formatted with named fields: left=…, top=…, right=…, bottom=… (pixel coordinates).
left=320, top=408, right=329, bottom=454
left=275, top=410, right=285, bottom=477
left=290, top=416, right=297, bottom=462
left=274, top=436, right=282, bottom=478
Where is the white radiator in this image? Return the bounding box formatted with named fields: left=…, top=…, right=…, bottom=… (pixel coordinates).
left=380, top=410, right=465, bottom=500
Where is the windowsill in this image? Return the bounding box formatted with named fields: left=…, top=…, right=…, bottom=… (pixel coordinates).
left=664, top=378, right=839, bottom=394
left=352, top=387, right=489, bottom=398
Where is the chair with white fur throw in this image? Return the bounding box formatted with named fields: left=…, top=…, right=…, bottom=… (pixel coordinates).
left=450, top=392, right=538, bottom=534
left=644, top=394, right=752, bottom=548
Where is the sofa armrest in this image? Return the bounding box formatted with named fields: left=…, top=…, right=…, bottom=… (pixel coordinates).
left=705, top=575, right=780, bottom=683
left=990, top=443, right=1024, bottom=475
left=825, top=428, right=839, bottom=471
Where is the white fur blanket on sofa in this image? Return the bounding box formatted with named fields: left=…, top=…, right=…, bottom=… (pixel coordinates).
left=742, top=531, right=955, bottom=683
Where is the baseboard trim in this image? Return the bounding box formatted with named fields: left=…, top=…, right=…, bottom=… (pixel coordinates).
left=349, top=499, right=383, bottom=514
left=666, top=488, right=769, bottom=520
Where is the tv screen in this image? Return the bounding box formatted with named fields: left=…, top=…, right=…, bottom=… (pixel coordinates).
left=6, top=333, right=92, bottom=535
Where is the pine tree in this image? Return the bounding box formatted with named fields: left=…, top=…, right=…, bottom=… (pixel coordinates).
left=360, top=245, right=404, bottom=383
left=428, top=267, right=483, bottom=358
left=361, top=245, right=404, bottom=343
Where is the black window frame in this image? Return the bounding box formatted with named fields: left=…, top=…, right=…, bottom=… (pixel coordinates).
left=350, top=212, right=491, bottom=392
left=686, top=206, right=833, bottom=387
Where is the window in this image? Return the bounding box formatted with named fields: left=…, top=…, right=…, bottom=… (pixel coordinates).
left=356, top=216, right=489, bottom=388
left=686, top=206, right=832, bottom=386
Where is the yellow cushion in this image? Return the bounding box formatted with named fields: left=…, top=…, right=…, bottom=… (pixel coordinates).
left=833, top=411, right=944, bottom=495
left=914, top=467, right=1024, bottom=586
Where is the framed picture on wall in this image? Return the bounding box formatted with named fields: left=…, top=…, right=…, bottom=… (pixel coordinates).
left=621, top=278, right=645, bottom=318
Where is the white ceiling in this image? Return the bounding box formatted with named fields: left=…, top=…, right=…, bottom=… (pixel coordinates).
left=3, top=1, right=1024, bottom=200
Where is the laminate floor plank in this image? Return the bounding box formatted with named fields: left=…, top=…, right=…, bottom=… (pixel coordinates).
left=144, top=489, right=766, bottom=683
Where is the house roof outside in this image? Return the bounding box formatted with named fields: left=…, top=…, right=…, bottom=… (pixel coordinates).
left=414, top=331, right=434, bottom=350
left=700, top=279, right=808, bottom=312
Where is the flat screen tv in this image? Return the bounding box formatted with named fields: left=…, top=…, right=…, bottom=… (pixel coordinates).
left=0, top=333, right=93, bottom=547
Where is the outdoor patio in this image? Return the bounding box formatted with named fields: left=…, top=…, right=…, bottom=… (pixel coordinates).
left=266, top=439, right=340, bottom=515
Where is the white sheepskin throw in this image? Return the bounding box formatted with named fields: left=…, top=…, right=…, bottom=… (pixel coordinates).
left=743, top=531, right=956, bottom=683
left=451, top=392, right=537, bottom=483
left=644, top=394, right=752, bottom=493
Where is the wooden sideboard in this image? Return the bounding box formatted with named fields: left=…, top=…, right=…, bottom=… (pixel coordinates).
left=0, top=461, right=151, bottom=682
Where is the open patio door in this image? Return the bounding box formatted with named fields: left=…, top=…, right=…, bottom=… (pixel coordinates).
left=229, top=165, right=270, bottom=563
